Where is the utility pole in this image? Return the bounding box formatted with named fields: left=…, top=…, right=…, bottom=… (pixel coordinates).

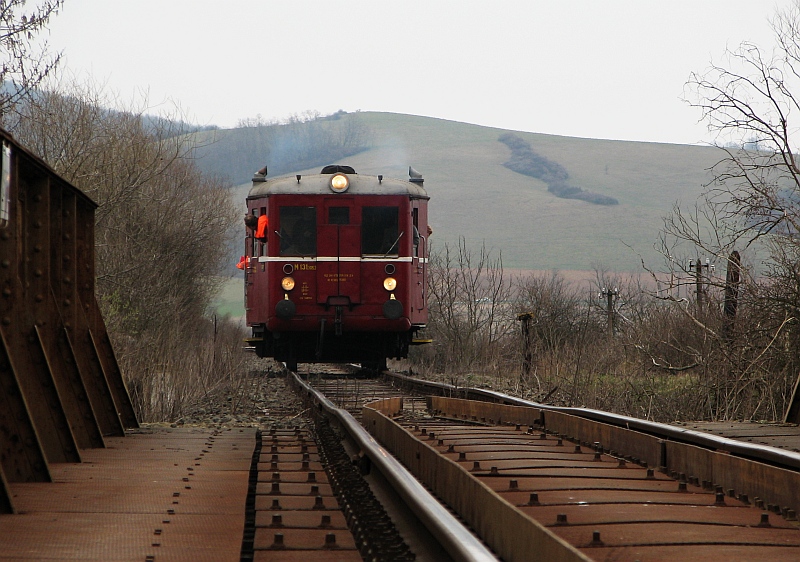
left=688, top=258, right=714, bottom=313
left=599, top=287, right=618, bottom=337
left=517, top=312, right=534, bottom=378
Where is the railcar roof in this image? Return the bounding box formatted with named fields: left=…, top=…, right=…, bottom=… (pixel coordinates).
left=248, top=173, right=429, bottom=199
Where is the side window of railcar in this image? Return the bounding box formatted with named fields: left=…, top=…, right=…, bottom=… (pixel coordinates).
left=362, top=206, right=399, bottom=255
left=279, top=206, right=316, bottom=256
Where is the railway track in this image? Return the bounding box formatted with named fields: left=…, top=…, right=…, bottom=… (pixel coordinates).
left=301, top=371, right=800, bottom=561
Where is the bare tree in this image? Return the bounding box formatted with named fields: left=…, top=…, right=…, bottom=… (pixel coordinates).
left=11, top=78, right=242, bottom=421
left=0, top=0, right=64, bottom=119
left=424, top=238, right=513, bottom=376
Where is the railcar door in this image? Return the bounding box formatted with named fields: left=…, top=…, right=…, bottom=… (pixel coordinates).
left=411, top=203, right=427, bottom=315
left=317, top=200, right=361, bottom=306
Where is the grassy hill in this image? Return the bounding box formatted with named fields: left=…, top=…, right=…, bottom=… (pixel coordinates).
left=220, top=112, right=719, bottom=274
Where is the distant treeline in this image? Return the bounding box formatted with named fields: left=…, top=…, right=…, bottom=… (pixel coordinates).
left=499, top=133, right=618, bottom=206
left=192, top=110, right=371, bottom=183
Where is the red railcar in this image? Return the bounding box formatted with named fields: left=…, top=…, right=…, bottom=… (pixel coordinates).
left=244, top=165, right=429, bottom=370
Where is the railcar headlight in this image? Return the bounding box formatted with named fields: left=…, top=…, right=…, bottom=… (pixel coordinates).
left=383, top=277, right=397, bottom=291
left=329, top=173, right=350, bottom=193
left=281, top=276, right=296, bottom=291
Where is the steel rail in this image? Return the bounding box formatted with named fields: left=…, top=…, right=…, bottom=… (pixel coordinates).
left=385, top=371, right=800, bottom=471
left=291, top=373, right=498, bottom=562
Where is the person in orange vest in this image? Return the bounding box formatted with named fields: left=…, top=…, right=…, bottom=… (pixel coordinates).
left=236, top=255, right=247, bottom=270
left=255, top=215, right=268, bottom=240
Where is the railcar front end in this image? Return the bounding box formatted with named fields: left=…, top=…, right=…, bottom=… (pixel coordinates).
left=243, top=165, right=429, bottom=370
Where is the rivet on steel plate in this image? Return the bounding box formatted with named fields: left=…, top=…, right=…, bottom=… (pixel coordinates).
left=758, top=513, right=771, bottom=527
left=313, top=495, right=325, bottom=509
left=515, top=424, right=521, bottom=431
left=458, top=452, right=466, bottom=461
left=715, top=492, right=726, bottom=505
left=490, top=466, right=498, bottom=474
left=527, top=492, right=540, bottom=505
left=447, top=444, right=455, bottom=452
left=172, top=492, right=180, bottom=497
left=271, top=533, right=285, bottom=549
left=727, top=488, right=735, bottom=498
left=787, top=509, right=797, bottom=521
left=421, top=428, right=427, bottom=435
left=154, top=529, right=162, bottom=535
left=302, top=460, right=309, bottom=469
left=162, top=520, right=170, bottom=524
left=555, top=513, right=568, bottom=525
left=167, top=509, right=175, bottom=515
left=271, top=514, right=283, bottom=527
left=678, top=481, right=687, bottom=492
left=618, top=459, right=626, bottom=467
left=540, top=433, right=547, bottom=440
left=145, top=556, right=155, bottom=561
left=270, top=461, right=278, bottom=470
left=557, top=439, right=563, bottom=446
left=472, top=461, right=481, bottom=471
left=324, top=533, right=337, bottom=548
left=574, top=445, right=582, bottom=453
left=755, top=498, right=764, bottom=509
left=308, top=472, right=317, bottom=482
left=302, top=452, right=310, bottom=460
left=272, top=472, right=280, bottom=481
left=151, top=543, right=160, bottom=547
left=310, top=485, right=319, bottom=495
left=270, top=482, right=281, bottom=494
left=320, top=514, right=332, bottom=527
left=271, top=499, right=281, bottom=510
left=590, top=531, right=603, bottom=546
left=739, top=493, right=749, bottom=504
left=509, top=480, right=518, bottom=490
left=646, top=468, right=655, bottom=479
left=438, top=439, right=444, bottom=445
left=271, top=453, right=279, bottom=461
left=428, top=432, right=435, bottom=440
left=593, top=452, right=601, bottom=461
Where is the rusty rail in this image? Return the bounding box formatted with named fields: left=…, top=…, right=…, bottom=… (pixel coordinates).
left=364, top=396, right=589, bottom=562
left=384, top=371, right=800, bottom=472
left=290, top=373, right=499, bottom=561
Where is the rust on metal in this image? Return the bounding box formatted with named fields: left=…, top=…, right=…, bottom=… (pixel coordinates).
left=0, top=427, right=254, bottom=561
left=366, top=394, right=800, bottom=561
left=0, top=126, right=137, bottom=507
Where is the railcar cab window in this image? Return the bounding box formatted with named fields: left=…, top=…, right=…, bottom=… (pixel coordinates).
left=279, top=206, right=316, bottom=256
left=362, top=206, right=400, bottom=256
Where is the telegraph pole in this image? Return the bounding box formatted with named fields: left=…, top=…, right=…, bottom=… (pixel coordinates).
left=599, top=287, right=618, bottom=337
left=688, top=258, right=714, bottom=313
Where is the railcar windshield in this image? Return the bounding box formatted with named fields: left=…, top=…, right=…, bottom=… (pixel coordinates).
left=362, top=206, right=400, bottom=255
left=279, top=206, right=316, bottom=256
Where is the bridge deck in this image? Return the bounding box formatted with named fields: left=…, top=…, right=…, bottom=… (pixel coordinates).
left=0, top=427, right=254, bottom=562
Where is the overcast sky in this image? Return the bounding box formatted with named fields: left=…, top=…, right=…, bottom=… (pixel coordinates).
left=44, top=0, right=791, bottom=145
